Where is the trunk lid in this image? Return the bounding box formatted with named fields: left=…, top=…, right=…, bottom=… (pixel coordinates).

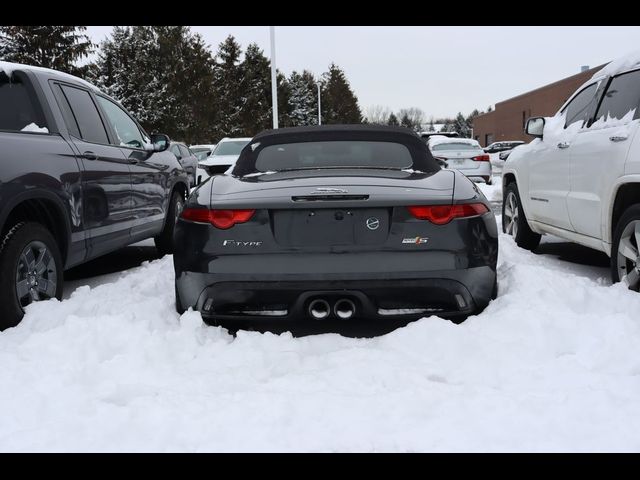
left=208, top=168, right=456, bottom=250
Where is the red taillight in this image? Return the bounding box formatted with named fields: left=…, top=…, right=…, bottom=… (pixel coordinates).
left=406, top=203, right=489, bottom=225
left=180, top=208, right=255, bottom=229
left=472, top=154, right=490, bottom=162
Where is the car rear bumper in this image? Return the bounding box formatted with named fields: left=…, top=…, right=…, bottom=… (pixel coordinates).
left=175, top=265, right=496, bottom=333
left=455, top=163, right=492, bottom=182
left=173, top=209, right=498, bottom=334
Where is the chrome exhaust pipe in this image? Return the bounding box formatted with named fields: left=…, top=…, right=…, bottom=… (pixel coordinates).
left=308, top=299, right=331, bottom=320
left=334, top=298, right=356, bottom=319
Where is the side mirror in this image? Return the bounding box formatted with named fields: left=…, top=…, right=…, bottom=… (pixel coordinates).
left=526, top=117, right=545, bottom=138
left=149, top=133, right=170, bottom=152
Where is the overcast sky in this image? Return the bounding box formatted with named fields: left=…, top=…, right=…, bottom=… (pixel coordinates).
left=86, top=26, right=640, bottom=119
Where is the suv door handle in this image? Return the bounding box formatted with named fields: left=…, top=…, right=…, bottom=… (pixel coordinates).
left=610, top=135, right=628, bottom=142
left=557, top=142, right=570, bottom=149
left=82, top=151, right=99, bottom=160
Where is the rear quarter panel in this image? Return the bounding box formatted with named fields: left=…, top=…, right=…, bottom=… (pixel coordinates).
left=0, top=131, right=84, bottom=266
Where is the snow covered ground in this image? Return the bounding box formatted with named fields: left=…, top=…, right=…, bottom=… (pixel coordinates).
left=2, top=180, right=640, bottom=452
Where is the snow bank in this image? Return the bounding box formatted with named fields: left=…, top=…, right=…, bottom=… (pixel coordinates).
left=21, top=122, right=49, bottom=133
left=3, top=209, right=640, bottom=451
left=478, top=180, right=502, bottom=202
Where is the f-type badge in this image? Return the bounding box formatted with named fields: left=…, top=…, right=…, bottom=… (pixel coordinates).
left=366, top=217, right=380, bottom=230
left=402, top=236, right=429, bottom=245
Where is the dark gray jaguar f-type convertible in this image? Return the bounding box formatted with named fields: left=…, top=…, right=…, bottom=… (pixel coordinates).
left=173, top=125, right=498, bottom=335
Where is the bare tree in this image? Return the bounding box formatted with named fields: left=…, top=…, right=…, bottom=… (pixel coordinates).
left=365, top=105, right=392, bottom=125
left=398, top=107, right=425, bottom=131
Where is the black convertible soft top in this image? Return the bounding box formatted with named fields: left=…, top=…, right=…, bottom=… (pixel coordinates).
left=231, top=125, right=441, bottom=177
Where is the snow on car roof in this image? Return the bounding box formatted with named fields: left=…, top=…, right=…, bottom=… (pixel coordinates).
left=428, top=135, right=480, bottom=148
left=592, top=49, right=640, bottom=79
left=0, top=60, right=99, bottom=91
left=219, top=137, right=252, bottom=142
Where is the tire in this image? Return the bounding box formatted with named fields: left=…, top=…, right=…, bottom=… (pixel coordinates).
left=154, top=190, right=184, bottom=255
left=486, top=176, right=493, bottom=185
left=502, top=182, right=541, bottom=251
left=0, top=222, right=64, bottom=330
left=175, top=283, right=185, bottom=315
left=611, top=204, right=640, bottom=290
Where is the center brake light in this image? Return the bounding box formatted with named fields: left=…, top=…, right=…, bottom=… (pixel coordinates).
left=472, top=154, right=490, bottom=162
left=180, top=208, right=255, bottom=229
left=407, top=203, right=489, bottom=225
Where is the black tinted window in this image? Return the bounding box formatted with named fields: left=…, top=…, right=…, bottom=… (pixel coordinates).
left=255, top=141, right=413, bottom=172
left=60, top=85, right=109, bottom=144
left=52, top=84, right=80, bottom=137
left=563, top=83, right=598, bottom=128
left=595, top=69, right=640, bottom=122
left=0, top=76, right=47, bottom=132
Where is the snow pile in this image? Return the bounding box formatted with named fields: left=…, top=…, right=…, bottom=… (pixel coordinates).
left=478, top=180, right=502, bottom=202
left=3, top=213, right=640, bottom=451
left=593, top=49, right=640, bottom=79
left=21, top=123, right=49, bottom=133
left=589, top=108, right=638, bottom=133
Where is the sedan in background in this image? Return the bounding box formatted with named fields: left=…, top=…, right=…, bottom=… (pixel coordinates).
left=198, top=137, right=251, bottom=178
left=169, top=142, right=198, bottom=187
left=428, top=136, right=493, bottom=184
left=498, top=145, right=523, bottom=161
left=174, top=125, right=498, bottom=336
left=484, top=140, right=525, bottom=154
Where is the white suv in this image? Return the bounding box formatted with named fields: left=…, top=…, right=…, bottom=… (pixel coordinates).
left=502, top=52, right=640, bottom=289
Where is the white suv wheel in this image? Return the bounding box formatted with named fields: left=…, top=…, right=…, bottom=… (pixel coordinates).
left=616, top=219, right=640, bottom=291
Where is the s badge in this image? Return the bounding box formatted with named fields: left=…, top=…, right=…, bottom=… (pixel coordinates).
left=402, top=236, right=429, bottom=245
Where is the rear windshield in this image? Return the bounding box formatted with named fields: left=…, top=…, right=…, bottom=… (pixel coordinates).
left=431, top=142, right=480, bottom=151
left=214, top=140, right=249, bottom=156
left=254, top=141, right=413, bottom=172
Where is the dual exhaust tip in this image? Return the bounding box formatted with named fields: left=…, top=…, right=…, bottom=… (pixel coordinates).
left=308, top=298, right=356, bottom=320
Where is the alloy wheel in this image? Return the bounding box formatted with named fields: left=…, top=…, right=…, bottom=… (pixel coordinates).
left=617, top=219, right=640, bottom=291
left=15, top=240, right=57, bottom=309
left=504, top=191, right=519, bottom=237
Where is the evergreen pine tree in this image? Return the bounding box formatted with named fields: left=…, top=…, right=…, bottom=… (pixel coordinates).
left=212, top=35, right=244, bottom=138
left=0, top=26, right=94, bottom=76
left=387, top=113, right=399, bottom=126
left=93, top=26, right=216, bottom=143
left=238, top=43, right=272, bottom=136
left=320, top=63, right=362, bottom=124
left=453, top=112, right=472, bottom=137
left=287, top=70, right=318, bottom=127
left=276, top=71, right=293, bottom=129
left=400, top=112, right=413, bottom=129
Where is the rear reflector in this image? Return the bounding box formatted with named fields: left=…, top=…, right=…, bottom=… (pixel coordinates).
left=472, top=154, right=490, bottom=162
left=406, top=203, right=489, bottom=225
left=180, top=208, right=255, bottom=229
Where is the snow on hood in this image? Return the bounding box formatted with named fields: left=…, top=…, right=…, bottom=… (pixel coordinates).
left=0, top=60, right=99, bottom=91
left=592, top=49, right=640, bottom=79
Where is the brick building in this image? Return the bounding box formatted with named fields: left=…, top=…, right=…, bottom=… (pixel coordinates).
left=472, top=64, right=607, bottom=147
